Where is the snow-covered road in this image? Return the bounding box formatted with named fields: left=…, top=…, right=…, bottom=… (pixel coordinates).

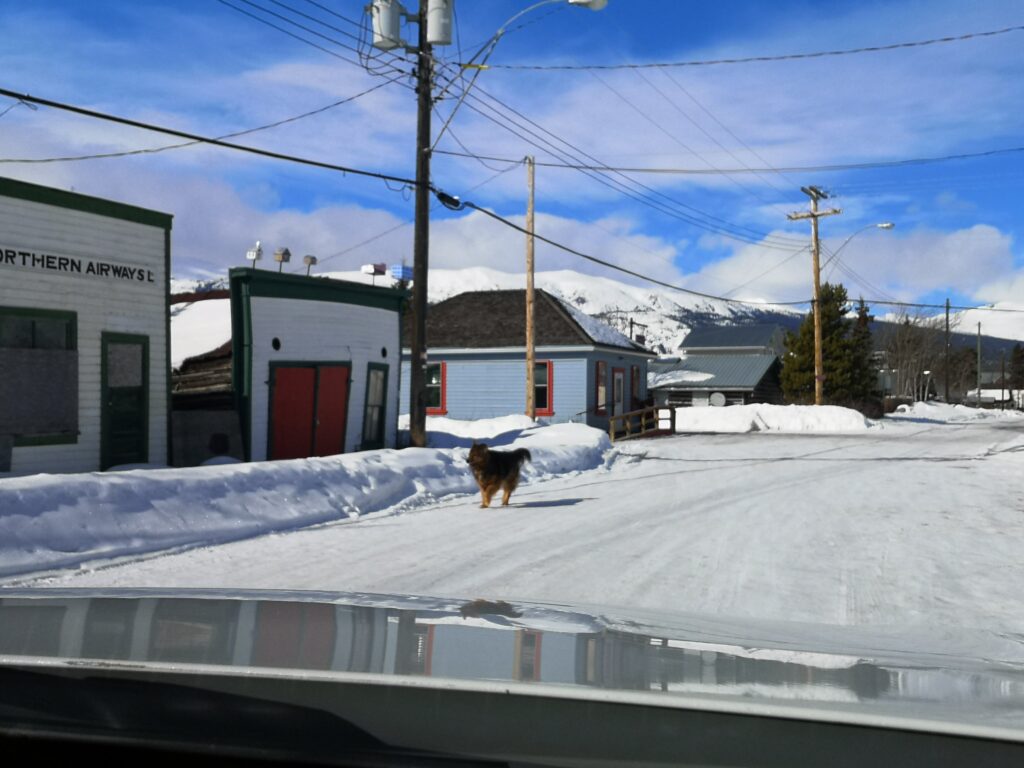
left=27, top=419, right=1024, bottom=641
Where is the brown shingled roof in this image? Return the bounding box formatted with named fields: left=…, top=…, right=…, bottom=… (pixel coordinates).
left=404, top=289, right=634, bottom=349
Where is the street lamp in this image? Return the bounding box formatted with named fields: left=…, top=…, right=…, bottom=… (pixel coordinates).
left=824, top=221, right=895, bottom=270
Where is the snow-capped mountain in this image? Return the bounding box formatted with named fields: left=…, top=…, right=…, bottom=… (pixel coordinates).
left=326, top=266, right=805, bottom=354
left=170, top=267, right=1024, bottom=358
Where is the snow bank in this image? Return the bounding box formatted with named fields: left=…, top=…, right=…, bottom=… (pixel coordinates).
left=888, top=401, right=1024, bottom=423
left=0, top=420, right=611, bottom=579
left=674, top=403, right=875, bottom=433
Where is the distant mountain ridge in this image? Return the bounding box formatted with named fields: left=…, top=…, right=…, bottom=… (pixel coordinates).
left=171, top=267, right=1024, bottom=358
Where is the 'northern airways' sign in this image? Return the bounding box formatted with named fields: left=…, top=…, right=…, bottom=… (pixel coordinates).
left=1, top=245, right=157, bottom=283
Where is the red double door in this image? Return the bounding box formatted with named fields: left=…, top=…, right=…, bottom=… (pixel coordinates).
left=269, top=364, right=350, bottom=460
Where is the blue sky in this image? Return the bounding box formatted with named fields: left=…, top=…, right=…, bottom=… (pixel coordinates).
left=2, top=0, right=1024, bottom=309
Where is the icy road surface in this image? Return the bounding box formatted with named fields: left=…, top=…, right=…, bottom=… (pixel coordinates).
left=25, top=419, right=1024, bottom=639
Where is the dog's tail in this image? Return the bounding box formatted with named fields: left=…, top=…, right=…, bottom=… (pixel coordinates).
left=514, top=448, right=532, bottom=465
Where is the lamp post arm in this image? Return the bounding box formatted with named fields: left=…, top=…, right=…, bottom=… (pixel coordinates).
left=822, top=222, right=893, bottom=269
left=432, top=0, right=606, bottom=150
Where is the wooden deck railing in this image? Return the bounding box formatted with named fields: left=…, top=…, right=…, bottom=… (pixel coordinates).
left=608, top=406, right=675, bottom=442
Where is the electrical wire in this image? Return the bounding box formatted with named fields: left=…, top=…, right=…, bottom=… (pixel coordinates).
left=721, top=246, right=810, bottom=298
left=467, top=24, right=1024, bottom=70
left=304, top=162, right=523, bottom=272
left=0, top=86, right=420, bottom=186
left=434, top=70, right=806, bottom=250
left=0, top=77, right=403, bottom=164
left=659, top=68, right=798, bottom=191
left=216, top=0, right=409, bottom=77
left=432, top=144, right=1024, bottom=175
left=433, top=188, right=811, bottom=307
left=590, top=69, right=794, bottom=220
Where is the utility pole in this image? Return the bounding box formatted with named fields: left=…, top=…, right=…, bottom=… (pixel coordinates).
left=409, top=1, right=433, bottom=448
left=525, top=156, right=536, bottom=420
left=788, top=186, right=841, bottom=405
left=1002, top=352, right=1006, bottom=411
left=944, top=298, right=950, bottom=402
left=977, top=322, right=982, bottom=408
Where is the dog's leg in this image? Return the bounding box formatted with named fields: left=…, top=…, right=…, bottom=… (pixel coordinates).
left=481, top=481, right=498, bottom=508
left=501, top=476, right=520, bottom=506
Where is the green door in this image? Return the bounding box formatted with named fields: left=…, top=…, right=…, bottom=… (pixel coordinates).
left=101, top=333, right=149, bottom=470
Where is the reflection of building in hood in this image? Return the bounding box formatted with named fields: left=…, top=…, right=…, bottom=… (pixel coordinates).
left=14, top=592, right=1024, bottom=713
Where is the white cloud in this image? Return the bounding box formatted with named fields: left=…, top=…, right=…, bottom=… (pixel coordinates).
left=687, top=225, right=1017, bottom=304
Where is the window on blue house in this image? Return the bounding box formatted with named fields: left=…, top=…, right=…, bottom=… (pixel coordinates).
left=425, top=362, right=446, bottom=414
left=535, top=361, right=553, bottom=417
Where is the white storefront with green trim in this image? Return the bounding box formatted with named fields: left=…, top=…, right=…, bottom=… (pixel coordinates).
left=0, top=177, right=172, bottom=474
left=228, top=268, right=405, bottom=462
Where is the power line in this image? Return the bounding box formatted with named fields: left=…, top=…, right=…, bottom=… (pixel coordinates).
left=721, top=246, right=810, bottom=298
left=0, top=86, right=420, bottom=186
left=434, top=70, right=806, bottom=250
left=591, top=68, right=793, bottom=219
left=432, top=189, right=811, bottom=308
left=864, top=299, right=1024, bottom=314
left=0, top=77, right=404, bottom=164
left=468, top=24, right=1024, bottom=70
left=659, top=68, right=797, bottom=191
left=216, top=0, right=408, bottom=77
left=433, top=144, right=1024, bottom=175
left=307, top=162, right=523, bottom=271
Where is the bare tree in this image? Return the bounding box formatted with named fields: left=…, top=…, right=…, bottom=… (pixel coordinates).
left=879, top=310, right=949, bottom=401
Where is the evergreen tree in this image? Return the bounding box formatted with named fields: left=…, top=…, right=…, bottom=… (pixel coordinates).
left=781, top=283, right=878, bottom=409
left=1010, top=343, right=1024, bottom=390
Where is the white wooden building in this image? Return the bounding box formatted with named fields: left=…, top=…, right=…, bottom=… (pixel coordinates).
left=0, top=177, right=172, bottom=474
left=228, top=268, right=405, bottom=461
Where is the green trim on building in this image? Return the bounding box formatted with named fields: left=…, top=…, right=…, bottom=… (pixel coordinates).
left=164, top=227, right=172, bottom=466
left=13, top=433, right=78, bottom=447
left=100, top=331, right=150, bottom=471
left=0, top=305, right=77, bottom=350
left=229, top=272, right=254, bottom=461
left=0, top=176, right=173, bottom=231
left=228, top=267, right=406, bottom=312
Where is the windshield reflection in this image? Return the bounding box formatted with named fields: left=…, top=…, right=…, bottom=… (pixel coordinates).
left=2, top=593, right=1022, bottom=713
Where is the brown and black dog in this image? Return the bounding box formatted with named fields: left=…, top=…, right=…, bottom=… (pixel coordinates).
left=466, top=442, right=531, bottom=508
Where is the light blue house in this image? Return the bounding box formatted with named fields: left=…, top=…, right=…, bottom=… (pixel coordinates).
left=400, top=289, right=655, bottom=429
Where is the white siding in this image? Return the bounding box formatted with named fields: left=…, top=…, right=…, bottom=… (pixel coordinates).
left=0, top=196, right=168, bottom=474
left=248, top=296, right=401, bottom=460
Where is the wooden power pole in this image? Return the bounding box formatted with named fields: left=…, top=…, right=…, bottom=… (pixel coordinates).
left=409, top=1, right=433, bottom=448
left=525, top=156, right=536, bottom=419
left=944, top=298, right=950, bottom=402
left=788, top=186, right=841, bottom=405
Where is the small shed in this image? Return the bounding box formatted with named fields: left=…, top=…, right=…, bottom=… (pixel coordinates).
left=400, top=289, right=654, bottom=430
left=649, top=353, right=782, bottom=407
left=230, top=268, right=405, bottom=461
left=170, top=268, right=405, bottom=464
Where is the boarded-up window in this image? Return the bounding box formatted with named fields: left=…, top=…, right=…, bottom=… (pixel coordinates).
left=0, top=308, right=77, bottom=439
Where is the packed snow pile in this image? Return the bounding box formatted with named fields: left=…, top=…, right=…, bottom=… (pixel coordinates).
left=0, top=419, right=610, bottom=579
left=888, top=401, right=1024, bottom=423
left=674, top=403, right=876, bottom=433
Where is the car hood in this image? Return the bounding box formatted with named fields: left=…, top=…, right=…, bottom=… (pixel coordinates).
left=3, top=587, right=1024, bottom=742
